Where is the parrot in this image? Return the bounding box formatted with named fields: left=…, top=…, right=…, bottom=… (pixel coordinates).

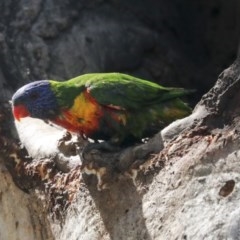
left=12, top=73, right=193, bottom=146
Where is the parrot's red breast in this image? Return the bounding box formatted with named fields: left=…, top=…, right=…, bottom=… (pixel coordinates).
left=52, top=89, right=103, bottom=135
left=52, top=89, right=127, bottom=137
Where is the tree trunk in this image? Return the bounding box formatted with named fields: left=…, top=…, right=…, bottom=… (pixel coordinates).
left=0, top=0, right=240, bottom=239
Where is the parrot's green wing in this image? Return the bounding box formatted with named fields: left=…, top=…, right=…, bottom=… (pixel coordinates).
left=81, top=73, right=193, bottom=110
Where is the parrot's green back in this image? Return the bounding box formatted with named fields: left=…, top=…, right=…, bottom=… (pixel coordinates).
left=49, top=73, right=193, bottom=144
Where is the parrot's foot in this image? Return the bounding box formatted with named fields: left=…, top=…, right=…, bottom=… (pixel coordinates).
left=57, top=131, right=77, bottom=156
left=82, top=141, right=121, bottom=156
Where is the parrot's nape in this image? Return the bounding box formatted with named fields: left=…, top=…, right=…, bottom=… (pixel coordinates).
left=12, top=73, right=193, bottom=146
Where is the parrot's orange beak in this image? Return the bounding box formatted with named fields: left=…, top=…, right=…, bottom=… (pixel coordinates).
left=12, top=105, right=30, bottom=121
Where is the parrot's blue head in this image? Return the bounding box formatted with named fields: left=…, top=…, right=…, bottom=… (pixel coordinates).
left=12, top=80, right=59, bottom=121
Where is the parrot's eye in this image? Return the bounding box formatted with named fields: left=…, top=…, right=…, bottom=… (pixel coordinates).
left=29, top=92, right=39, bottom=100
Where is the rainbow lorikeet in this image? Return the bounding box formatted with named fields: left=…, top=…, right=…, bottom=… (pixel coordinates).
left=12, top=73, right=193, bottom=145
